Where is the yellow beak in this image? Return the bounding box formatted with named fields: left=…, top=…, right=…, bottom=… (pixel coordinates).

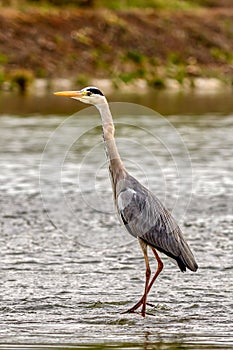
left=54, top=91, right=83, bottom=98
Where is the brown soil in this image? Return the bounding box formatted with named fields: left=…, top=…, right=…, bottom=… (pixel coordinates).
left=0, top=7, right=233, bottom=81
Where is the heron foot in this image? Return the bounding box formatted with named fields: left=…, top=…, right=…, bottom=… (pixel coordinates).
left=121, top=308, right=137, bottom=314
left=123, top=300, right=155, bottom=315
left=122, top=308, right=155, bottom=317
left=122, top=299, right=143, bottom=314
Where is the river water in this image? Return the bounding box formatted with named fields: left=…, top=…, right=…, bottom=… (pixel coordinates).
left=0, top=93, right=232, bottom=349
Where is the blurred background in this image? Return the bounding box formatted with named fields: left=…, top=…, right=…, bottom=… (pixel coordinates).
left=0, top=0, right=233, bottom=102
left=0, top=1, right=233, bottom=348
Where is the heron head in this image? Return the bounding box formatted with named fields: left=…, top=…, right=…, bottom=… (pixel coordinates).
left=54, top=86, right=106, bottom=106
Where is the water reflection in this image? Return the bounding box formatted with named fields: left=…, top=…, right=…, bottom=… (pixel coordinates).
left=1, top=89, right=233, bottom=115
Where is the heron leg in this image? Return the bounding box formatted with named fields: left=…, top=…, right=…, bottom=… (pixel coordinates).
left=147, top=247, right=163, bottom=296
left=123, top=245, right=163, bottom=315
left=124, top=239, right=151, bottom=316
left=140, top=239, right=151, bottom=317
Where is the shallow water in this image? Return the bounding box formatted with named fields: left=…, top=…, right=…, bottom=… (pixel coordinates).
left=0, top=100, right=232, bottom=348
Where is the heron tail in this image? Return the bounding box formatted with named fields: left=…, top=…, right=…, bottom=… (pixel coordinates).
left=179, top=240, right=198, bottom=272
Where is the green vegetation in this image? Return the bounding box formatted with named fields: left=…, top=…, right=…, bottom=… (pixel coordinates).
left=2, top=0, right=232, bottom=9
left=0, top=0, right=232, bottom=93
left=9, top=69, right=34, bottom=94
left=75, top=73, right=90, bottom=86
left=0, top=53, right=8, bottom=65
left=0, top=0, right=220, bottom=10
left=166, top=53, right=187, bottom=85
left=93, top=0, right=200, bottom=10
left=211, top=47, right=233, bottom=64
left=148, top=77, right=166, bottom=89
left=1, top=0, right=232, bottom=10
left=0, top=69, right=5, bottom=88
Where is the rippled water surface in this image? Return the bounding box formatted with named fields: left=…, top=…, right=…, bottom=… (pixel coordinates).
left=0, top=100, right=233, bottom=349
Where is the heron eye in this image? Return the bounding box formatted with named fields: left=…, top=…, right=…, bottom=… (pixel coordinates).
left=86, top=91, right=92, bottom=96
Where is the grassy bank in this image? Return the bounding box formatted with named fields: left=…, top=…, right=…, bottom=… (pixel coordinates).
left=0, top=1, right=233, bottom=93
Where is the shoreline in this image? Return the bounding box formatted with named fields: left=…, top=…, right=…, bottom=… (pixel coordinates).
left=1, top=77, right=233, bottom=116
left=2, top=76, right=232, bottom=96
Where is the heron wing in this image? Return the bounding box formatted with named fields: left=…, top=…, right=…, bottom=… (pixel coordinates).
left=116, top=175, right=198, bottom=272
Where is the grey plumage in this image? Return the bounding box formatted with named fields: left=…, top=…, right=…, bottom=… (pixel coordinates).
left=116, top=173, right=198, bottom=273
left=54, top=86, right=198, bottom=317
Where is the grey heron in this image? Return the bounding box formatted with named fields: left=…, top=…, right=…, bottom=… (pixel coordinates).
left=54, top=86, right=198, bottom=317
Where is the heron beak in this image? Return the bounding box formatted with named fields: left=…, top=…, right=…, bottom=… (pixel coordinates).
left=54, top=91, right=83, bottom=98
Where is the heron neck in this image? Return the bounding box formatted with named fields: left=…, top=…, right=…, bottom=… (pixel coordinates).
left=96, top=102, right=125, bottom=174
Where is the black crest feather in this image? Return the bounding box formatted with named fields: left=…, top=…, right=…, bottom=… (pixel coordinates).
left=86, top=87, right=104, bottom=96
